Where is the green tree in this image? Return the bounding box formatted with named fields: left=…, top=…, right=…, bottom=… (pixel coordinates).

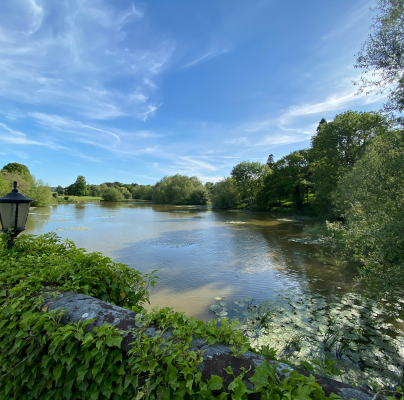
left=99, top=183, right=108, bottom=195
left=102, top=187, right=124, bottom=201
left=211, top=177, right=241, bottom=209
left=0, top=174, right=10, bottom=197
left=30, top=180, right=54, bottom=207
left=68, top=175, right=88, bottom=196
left=152, top=175, right=207, bottom=205
left=188, top=188, right=209, bottom=205
left=118, top=186, right=132, bottom=199
left=259, top=150, right=311, bottom=212
left=1, top=170, right=31, bottom=197
left=230, top=161, right=268, bottom=199
left=329, top=129, right=404, bottom=294
left=310, top=111, right=390, bottom=217
left=354, top=0, right=404, bottom=118
left=1, top=163, right=33, bottom=184
left=56, top=185, right=64, bottom=195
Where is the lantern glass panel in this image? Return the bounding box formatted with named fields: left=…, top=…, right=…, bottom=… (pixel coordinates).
left=0, top=203, right=14, bottom=230
left=0, top=202, right=31, bottom=231
left=17, top=203, right=30, bottom=229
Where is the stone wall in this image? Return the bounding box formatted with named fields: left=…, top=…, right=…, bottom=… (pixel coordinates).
left=42, top=291, right=378, bottom=400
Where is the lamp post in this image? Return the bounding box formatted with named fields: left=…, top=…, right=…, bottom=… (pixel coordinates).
left=0, top=181, right=33, bottom=249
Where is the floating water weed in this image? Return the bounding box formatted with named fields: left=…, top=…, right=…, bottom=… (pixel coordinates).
left=209, top=291, right=404, bottom=390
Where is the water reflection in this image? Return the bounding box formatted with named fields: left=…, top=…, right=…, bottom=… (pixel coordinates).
left=22, top=202, right=361, bottom=321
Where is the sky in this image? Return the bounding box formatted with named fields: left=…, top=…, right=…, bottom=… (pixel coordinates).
left=0, top=0, right=386, bottom=187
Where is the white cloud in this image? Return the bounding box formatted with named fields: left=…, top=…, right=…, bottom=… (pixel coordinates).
left=0, top=0, right=174, bottom=121
left=0, top=122, right=65, bottom=149
left=181, top=48, right=230, bottom=69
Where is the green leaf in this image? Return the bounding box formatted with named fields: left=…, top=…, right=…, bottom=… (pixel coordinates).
left=224, top=366, right=233, bottom=375
left=208, top=375, right=223, bottom=391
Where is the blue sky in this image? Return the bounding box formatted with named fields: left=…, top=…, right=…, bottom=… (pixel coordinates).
left=0, top=0, right=385, bottom=187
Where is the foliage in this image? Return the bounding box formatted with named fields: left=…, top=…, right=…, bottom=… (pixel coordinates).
left=0, top=174, right=10, bottom=197
left=1, top=163, right=33, bottom=183
left=30, top=179, right=55, bottom=207
left=57, top=186, right=64, bottom=195
left=257, top=150, right=311, bottom=212
left=0, top=170, right=54, bottom=207
left=211, top=178, right=241, bottom=209
left=152, top=175, right=208, bottom=205
left=354, top=0, right=404, bottom=118
left=1, top=170, right=32, bottom=197
left=0, top=233, right=340, bottom=399
left=102, top=188, right=124, bottom=202
left=310, top=111, right=390, bottom=217
left=117, top=187, right=132, bottom=200
left=230, top=161, right=268, bottom=200
left=66, top=176, right=89, bottom=197
left=210, top=290, right=404, bottom=391
left=329, top=129, right=404, bottom=294
left=131, top=185, right=153, bottom=201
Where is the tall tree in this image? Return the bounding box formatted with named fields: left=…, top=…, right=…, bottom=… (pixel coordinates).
left=230, top=161, right=269, bottom=199
left=330, top=129, right=404, bottom=294
left=310, top=111, right=390, bottom=216
left=1, top=163, right=33, bottom=183
left=68, top=176, right=88, bottom=196
left=354, top=0, right=404, bottom=119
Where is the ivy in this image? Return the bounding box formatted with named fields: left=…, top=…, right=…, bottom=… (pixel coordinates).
left=0, top=233, right=341, bottom=399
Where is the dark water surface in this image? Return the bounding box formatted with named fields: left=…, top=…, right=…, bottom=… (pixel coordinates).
left=25, top=202, right=361, bottom=321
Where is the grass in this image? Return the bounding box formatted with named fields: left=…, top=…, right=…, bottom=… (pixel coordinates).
left=56, top=195, right=102, bottom=202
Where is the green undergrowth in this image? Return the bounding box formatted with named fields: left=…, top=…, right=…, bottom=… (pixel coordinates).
left=210, top=290, right=404, bottom=393
left=0, top=233, right=350, bottom=399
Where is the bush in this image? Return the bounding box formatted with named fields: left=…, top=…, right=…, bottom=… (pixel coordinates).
left=64, top=196, right=70, bottom=200
left=52, top=192, right=58, bottom=198
left=0, top=233, right=157, bottom=399
left=102, top=187, right=124, bottom=202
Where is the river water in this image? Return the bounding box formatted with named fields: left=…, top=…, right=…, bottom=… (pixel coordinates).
left=24, top=201, right=361, bottom=321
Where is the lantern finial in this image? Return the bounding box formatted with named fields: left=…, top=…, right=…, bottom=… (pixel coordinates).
left=12, top=181, right=18, bottom=193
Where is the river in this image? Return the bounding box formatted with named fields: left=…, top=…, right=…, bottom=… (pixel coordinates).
left=23, top=201, right=362, bottom=321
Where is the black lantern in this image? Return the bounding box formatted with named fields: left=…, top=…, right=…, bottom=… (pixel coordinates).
left=0, top=181, right=33, bottom=249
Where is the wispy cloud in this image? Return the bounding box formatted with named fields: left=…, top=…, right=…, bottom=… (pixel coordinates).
left=0, top=0, right=174, bottom=121
left=181, top=48, right=230, bottom=69
left=0, top=122, right=65, bottom=149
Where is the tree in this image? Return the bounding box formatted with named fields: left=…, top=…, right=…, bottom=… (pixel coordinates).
left=230, top=161, right=269, bottom=199
left=67, top=176, right=88, bottom=196
left=1, top=170, right=31, bottom=197
left=30, top=180, right=54, bottom=206
left=152, top=175, right=208, bottom=205
left=56, top=185, right=64, bottom=195
left=118, top=186, right=132, bottom=199
left=354, top=0, right=404, bottom=119
left=1, top=163, right=33, bottom=183
left=102, top=188, right=124, bottom=202
left=266, top=154, right=274, bottom=169
left=310, top=111, right=390, bottom=216
left=0, top=174, right=10, bottom=197
left=256, top=150, right=311, bottom=211
left=330, top=129, right=404, bottom=294
left=211, top=178, right=241, bottom=209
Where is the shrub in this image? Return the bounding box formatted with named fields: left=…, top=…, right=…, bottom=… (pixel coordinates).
left=52, top=192, right=58, bottom=198
left=102, top=187, right=124, bottom=202
left=64, top=196, right=70, bottom=200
